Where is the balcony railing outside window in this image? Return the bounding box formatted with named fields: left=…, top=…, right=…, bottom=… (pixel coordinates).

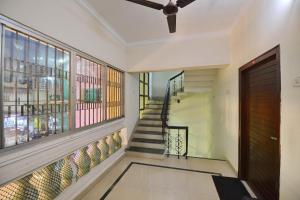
left=0, top=17, right=125, bottom=149
left=2, top=27, right=71, bottom=148
left=75, top=56, right=106, bottom=128
left=106, top=67, right=124, bottom=120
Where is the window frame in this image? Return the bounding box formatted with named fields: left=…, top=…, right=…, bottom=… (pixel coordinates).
left=0, top=15, right=125, bottom=149
left=139, top=73, right=149, bottom=117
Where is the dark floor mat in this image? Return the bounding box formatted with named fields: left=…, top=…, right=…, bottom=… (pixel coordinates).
left=212, top=176, right=253, bottom=200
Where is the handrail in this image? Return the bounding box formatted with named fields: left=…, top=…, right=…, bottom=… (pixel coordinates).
left=161, top=71, right=188, bottom=159
left=170, top=71, right=184, bottom=81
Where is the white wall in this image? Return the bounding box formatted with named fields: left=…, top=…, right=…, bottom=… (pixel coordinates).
left=0, top=0, right=140, bottom=136
left=213, top=0, right=300, bottom=199
left=151, top=71, right=180, bottom=98
left=124, top=73, right=139, bottom=138
left=127, top=33, right=230, bottom=72
left=169, top=92, right=218, bottom=158
left=0, top=0, right=126, bottom=69
left=0, top=0, right=139, bottom=186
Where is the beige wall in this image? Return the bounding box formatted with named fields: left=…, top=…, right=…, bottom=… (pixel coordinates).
left=151, top=71, right=180, bottom=98
left=0, top=0, right=139, bottom=186
left=213, top=0, right=300, bottom=199
left=0, top=0, right=126, bottom=69
left=127, top=33, right=230, bottom=72
left=169, top=92, right=219, bottom=158
left=0, top=0, right=140, bottom=136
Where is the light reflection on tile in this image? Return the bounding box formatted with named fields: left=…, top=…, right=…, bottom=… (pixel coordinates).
left=81, top=155, right=236, bottom=200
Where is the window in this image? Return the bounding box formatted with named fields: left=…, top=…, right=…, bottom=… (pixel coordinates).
left=2, top=27, right=70, bottom=148
left=139, top=73, right=149, bottom=118
left=0, top=18, right=125, bottom=149
left=106, top=67, right=124, bottom=120
left=75, top=56, right=105, bottom=128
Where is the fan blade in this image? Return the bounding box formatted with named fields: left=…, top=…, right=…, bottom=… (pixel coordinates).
left=167, top=15, right=176, bottom=33
left=176, top=0, right=196, bottom=8
left=125, top=0, right=164, bottom=10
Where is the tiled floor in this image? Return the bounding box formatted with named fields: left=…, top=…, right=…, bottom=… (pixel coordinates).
left=81, top=155, right=237, bottom=200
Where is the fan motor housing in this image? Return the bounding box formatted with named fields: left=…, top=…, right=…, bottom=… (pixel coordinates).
left=163, top=2, right=178, bottom=15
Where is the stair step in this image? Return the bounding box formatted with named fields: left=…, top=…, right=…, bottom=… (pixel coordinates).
left=141, top=118, right=162, bottom=121
left=147, top=103, right=163, bottom=106
left=143, top=110, right=161, bottom=114
left=139, top=120, right=162, bottom=126
left=126, top=146, right=164, bottom=155
left=143, top=112, right=161, bottom=115
left=135, top=130, right=163, bottom=135
left=138, top=124, right=162, bottom=127
left=136, top=126, right=162, bottom=132
left=184, top=88, right=212, bottom=93
left=184, top=81, right=213, bottom=87
left=141, top=114, right=161, bottom=119
left=184, top=69, right=217, bottom=76
left=132, top=138, right=164, bottom=144
left=145, top=108, right=162, bottom=110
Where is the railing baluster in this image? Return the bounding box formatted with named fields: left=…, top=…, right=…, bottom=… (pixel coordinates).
left=185, top=127, right=188, bottom=159
left=167, top=128, right=170, bottom=157
left=181, top=75, right=183, bottom=92
left=161, top=71, right=188, bottom=160
left=173, top=79, right=176, bottom=96
left=177, top=129, right=180, bottom=159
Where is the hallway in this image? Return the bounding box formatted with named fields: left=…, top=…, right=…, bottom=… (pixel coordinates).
left=0, top=0, right=299, bottom=199
left=81, top=155, right=252, bottom=200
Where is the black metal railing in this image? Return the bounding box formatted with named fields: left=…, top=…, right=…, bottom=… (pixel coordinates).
left=161, top=71, right=188, bottom=159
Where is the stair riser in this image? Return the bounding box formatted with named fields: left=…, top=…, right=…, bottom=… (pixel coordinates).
left=184, top=88, right=212, bottom=93
left=147, top=100, right=163, bottom=104
left=136, top=126, right=162, bottom=132
left=134, top=134, right=163, bottom=140
left=185, top=70, right=217, bottom=76
left=126, top=151, right=164, bottom=160
left=184, top=75, right=215, bottom=82
left=185, top=76, right=216, bottom=81
left=139, top=120, right=162, bottom=125
left=184, top=81, right=213, bottom=87
left=142, top=114, right=161, bottom=119
left=146, top=105, right=163, bottom=109
left=143, top=109, right=161, bottom=114
left=130, top=142, right=164, bottom=149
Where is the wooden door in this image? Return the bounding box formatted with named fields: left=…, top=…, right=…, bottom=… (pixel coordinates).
left=239, top=46, right=281, bottom=200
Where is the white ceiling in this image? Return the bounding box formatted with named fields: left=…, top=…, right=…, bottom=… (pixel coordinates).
left=84, top=0, right=249, bottom=44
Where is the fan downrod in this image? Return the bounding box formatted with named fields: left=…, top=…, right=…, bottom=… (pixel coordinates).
left=163, top=1, right=178, bottom=16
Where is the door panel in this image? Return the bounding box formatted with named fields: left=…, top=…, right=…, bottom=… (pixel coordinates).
left=239, top=47, right=280, bottom=200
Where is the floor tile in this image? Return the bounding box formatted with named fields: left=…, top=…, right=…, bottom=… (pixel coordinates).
left=81, top=155, right=236, bottom=200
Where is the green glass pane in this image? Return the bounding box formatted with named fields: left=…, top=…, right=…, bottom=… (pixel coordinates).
left=140, top=82, right=144, bottom=95
left=139, top=73, right=144, bottom=81
left=140, top=96, right=144, bottom=110
left=145, top=73, right=149, bottom=83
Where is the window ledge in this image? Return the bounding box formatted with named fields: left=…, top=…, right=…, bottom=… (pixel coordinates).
left=0, top=118, right=125, bottom=186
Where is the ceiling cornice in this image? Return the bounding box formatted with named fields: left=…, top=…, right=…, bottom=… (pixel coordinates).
left=127, top=30, right=230, bottom=47
left=76, top=0, right=128, bottom=47
left=76, top=0, right=231, bottom=48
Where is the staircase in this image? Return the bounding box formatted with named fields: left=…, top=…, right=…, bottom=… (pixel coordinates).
left=183, top=69, right=217, bottom=93
left=126, top=99, right=165, bottom=159
left=171, top=69, right=217, bottom=102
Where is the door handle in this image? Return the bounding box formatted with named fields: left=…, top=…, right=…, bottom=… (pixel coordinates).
left=270, top=136, right=278, bottom=141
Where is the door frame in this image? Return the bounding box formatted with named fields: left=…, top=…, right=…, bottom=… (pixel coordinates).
left=238, top=45, right=281, bottom=198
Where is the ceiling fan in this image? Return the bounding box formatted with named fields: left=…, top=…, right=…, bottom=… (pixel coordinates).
left=125, top=0, right=196, bottom=33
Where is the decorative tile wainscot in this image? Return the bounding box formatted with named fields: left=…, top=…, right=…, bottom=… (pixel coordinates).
left=0, top=130, right=124, bottom=200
